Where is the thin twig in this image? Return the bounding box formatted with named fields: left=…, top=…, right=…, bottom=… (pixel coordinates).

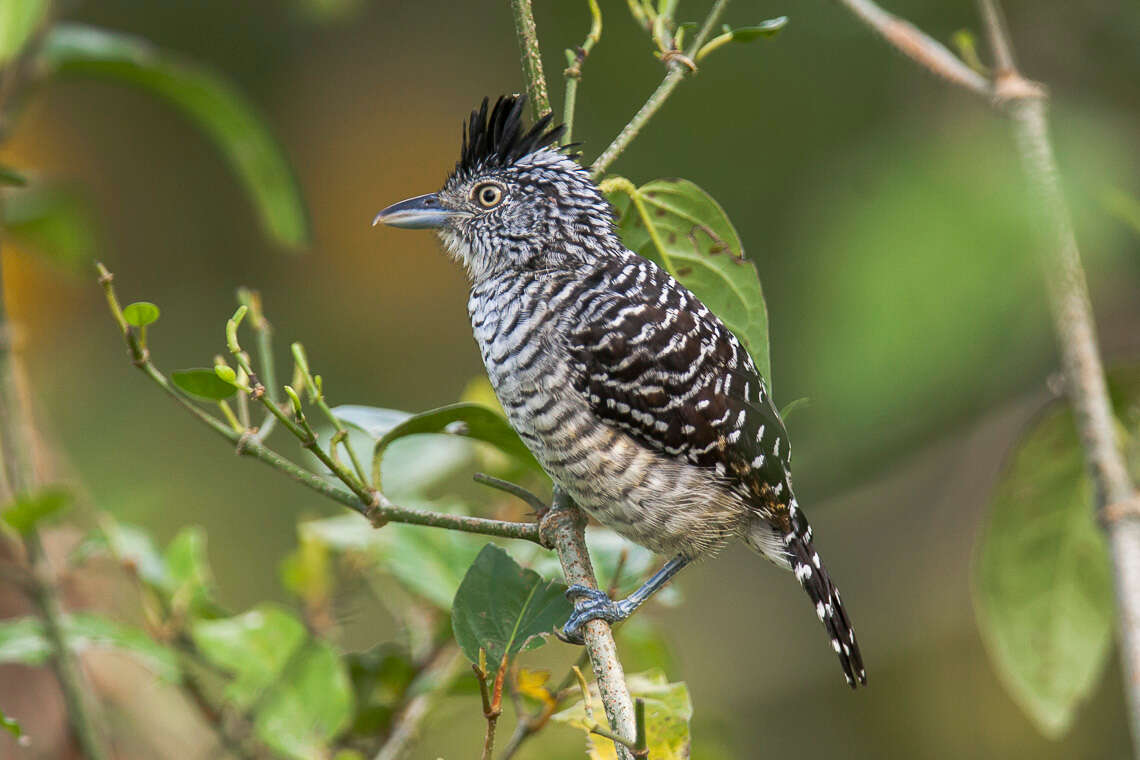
left=562, top=0, right=602, bottom=144
left=590, top=0, right=733, bottom=178
left=237, top=289, right=280, bottom=440
left=835, top=0, right=1140, bottom=748
left=98, top=265, right=545, bottom=546
left=473, top=472, right=548, bottom=514
left=289, top=341, right=371, bottom=486
left=831, top=0, right=992, bottom=98
left=976, top=0, right=1016, bottom=74
left=509, top=0, right=551, bottom=120
left=541, top=490, right=636, bottom=760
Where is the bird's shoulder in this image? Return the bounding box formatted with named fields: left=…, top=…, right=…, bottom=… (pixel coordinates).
left=565, top=253, right=790, bottom=487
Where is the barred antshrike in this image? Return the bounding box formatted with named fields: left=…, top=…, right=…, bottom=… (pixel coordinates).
left=374, top=95, right=866, bottom=688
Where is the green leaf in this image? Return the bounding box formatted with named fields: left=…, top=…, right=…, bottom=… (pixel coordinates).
left=165, top=526, right=219, bottom=617
left=172, top=368, right=238, bottom=401
left=254, top=639, right=353, bottom=760
left=609, top=178, right=771, bottom=386
left=66, top=614, right=181, bottom=682
left=1103, top=186, right=1140, bottom=239
left=72, top=519, right=168, bottom=587
left=0, top=613, right=180, bottom=682
left=2, top=488, right=71, bottom=535
left=552, top=669, right=692, bottom=760
left=280, top=527, right=332, bottom=604
left=39, top=24, right=310, bottom=250
left=302, top=511, right=486, bottom=609
left=191, top=604, right=351, bottom=759
left=191, top=603, right=308, bottom=708
left=369, top=403, right=541, bottom=488
left=0, top=165, right=28, bottom=186
left=0, top=0, right=48, bottom=65
left=0, top=709, right=23, bottom=742
left=0, top=616, right=49, bottom=664
left=2, top=185, right=97, bottom=269
left=727, top=17, right=788, bottom=41
left=122, top=301, right=160, bottom=327
left=972, top=368, right=1140, bottom=737
left=451, top=544, right=572, bottom=671
left=331, top=405, right=475, bottom=497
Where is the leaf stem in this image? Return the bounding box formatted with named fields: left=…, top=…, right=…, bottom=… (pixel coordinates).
left=590, top=0, right=733, bottom=179
left=509, top=0, right=552, bottom=120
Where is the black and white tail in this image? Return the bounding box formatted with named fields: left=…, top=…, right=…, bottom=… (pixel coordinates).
left=782, top=505, right=866, bottom=689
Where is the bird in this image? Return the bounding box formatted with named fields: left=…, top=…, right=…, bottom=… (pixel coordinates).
left=373, top=95, right=866, bottom=688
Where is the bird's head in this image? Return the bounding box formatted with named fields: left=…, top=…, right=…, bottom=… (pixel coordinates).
left=374, top=95, right=621, bottom=280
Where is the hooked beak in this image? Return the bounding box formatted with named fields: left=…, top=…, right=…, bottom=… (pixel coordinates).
left=372, top=193, right=459, bottom=229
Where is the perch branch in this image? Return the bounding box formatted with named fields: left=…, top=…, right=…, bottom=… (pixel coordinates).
left=541, top=490, right=636, bottom=760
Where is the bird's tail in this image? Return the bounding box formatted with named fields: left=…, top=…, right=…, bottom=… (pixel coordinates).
left=754, top=505, right=867, bottom=689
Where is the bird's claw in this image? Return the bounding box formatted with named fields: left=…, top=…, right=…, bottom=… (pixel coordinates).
left=556, top=584, right=630, bottom=645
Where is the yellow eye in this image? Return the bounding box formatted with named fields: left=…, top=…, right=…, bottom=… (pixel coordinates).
left=474, top=183, right=504, bottom=208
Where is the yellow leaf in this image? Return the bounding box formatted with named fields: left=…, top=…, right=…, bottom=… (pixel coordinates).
left=516, top=667, right=555, bottom=706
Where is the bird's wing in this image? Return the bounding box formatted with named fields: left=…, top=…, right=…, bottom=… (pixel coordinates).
left=566, top=256, right=790, bottom=495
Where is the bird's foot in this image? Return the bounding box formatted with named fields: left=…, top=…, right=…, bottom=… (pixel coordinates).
left=556, top=585, right=632, bottom=645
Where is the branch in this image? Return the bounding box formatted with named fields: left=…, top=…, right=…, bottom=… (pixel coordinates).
left=590, top=0, right=733, bottom=179
left=540, top=490, right=636, bottom=760
left=0, top=203, right=108, bottom=758
left=831, top=0, right=992, bottom=98
left=97, top=266, right=545, bottom=547
left=509, top=0, right=551, bottom=120
left=835, top=0, right=1140, bottom=746
left=975, top=1, right=1140, bottom=747
left=562, top=0, right=602, bottom=144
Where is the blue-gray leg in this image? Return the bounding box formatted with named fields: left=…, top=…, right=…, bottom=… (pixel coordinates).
left=557, top=555, right=691, bottom=644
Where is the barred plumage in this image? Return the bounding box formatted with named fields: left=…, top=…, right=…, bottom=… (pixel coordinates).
left=375, top=95, right=866, bottom=688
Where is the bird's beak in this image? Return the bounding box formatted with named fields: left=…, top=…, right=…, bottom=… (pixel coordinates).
left=372, top=193, right=459, bottom=229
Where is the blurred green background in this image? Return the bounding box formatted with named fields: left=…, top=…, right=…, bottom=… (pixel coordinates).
left=3, top=0, right=1140, bottom=757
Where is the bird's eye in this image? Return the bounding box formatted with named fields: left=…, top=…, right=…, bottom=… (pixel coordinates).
left=474, top=183, right=504, bottom=209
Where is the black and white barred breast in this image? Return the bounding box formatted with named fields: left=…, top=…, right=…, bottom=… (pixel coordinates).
left=469, top=249, right=791, bottom=557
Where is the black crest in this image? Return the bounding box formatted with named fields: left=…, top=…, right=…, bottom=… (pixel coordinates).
left=457, top=95, right=566, bottom=177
